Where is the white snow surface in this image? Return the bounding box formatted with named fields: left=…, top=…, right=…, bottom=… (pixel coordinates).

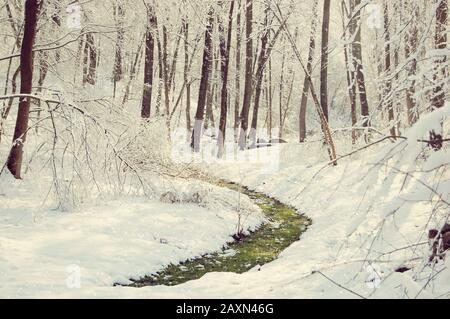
left=0, top=105, right=449, bottom=298
left=0, top=171, right=264, bottom=298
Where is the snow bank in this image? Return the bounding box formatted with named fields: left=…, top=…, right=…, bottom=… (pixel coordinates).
left=0, top=169, right=264, bottom=298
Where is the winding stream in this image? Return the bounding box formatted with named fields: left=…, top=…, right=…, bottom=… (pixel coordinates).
left=126, top=180, right=311, bottom=287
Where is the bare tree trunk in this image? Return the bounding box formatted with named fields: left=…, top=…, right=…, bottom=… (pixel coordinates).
left=383, top=1, right=396, bottom=138
left=83, top=33, right=97, bottom=85
left=238, top=0, right=253, bottom=149
left=279, top=46, right=286, bottom=139
left=183, top=15, right=191, bottom=138
left=51, top=1, right=62, bottom=62
left=351, top=0, right=370, bottom=129
left=273, top=3, right=337, bottom=164
left=141, top=3, right=157, bottom=118
left=218, top=0, right=235, bottom=158
left=162, top=25, right=170, bottom=118
left=268, top=56, right=273, bottom=138
left=169, top=27, right=182, bottom=93
left=249, top=8, right=270, bottom=147
left=155, top=17, right=163, bottom=115
left=234, top=0, right=242, bottom=142
left=204, top=50, right=217, bottom=131
left=0, top=66, right=20, bottom=144
left=191, top=8, right=214, bottom=152
left=122, top=38, right=144, bottom=107
left=250, top=9, right=284, bottom=147
left=35, top=50, right=49, bottom=134
left=113, top=1, right=125, bottom=97
left=320, top=0, right=331, bottom=121
left=405, top=1, right=419, bottom=125
left=299, top=0, right=319, bottom=142
left=342, top=0, right=357, bottom=144
left=7, top=0, right=40, bottom=179
left=432, top=0, right=448, bottom=110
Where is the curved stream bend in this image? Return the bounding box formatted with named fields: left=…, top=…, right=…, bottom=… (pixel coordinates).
left=126, top=180, right=311, bottom=287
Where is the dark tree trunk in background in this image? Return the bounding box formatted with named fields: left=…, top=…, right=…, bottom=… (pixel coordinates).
left=83, top=33, right=97, bottom=85
left=267, top=57, right=273, bottom=138
left=7, top=0, right=40, bottom=179
left=279, top=47, right=285, bottom=139
left=218, top=1, right=235, bottom=158
left=234, top=0, right=242, bottom=142
left=238, top=0, right=253, bottom=150
left=204, top=51, right=217, bottom=131
left=351, top=0, right=370, bottom=129
left=122, top=39, right=144, bottom=106
left=141, top=4, right=157, bottom=118
left=383, top=1, right=396, bottom=138
left=342, top=0, right=357, bottom=144
left=113, top=1, right=125, bottom=97
left=405, top=2, right=419, bottom=125
left=249, top=9, right=270, bottom=147
left=51, top=1, right=62, bottom=62
left=155, top=16, right=163, bottom=115
left=249, top=9, right=284, bottom=146
left=191, top=8, right=214, bottom=152
left=320, top=0, right=331, bottom=122
left=432, top=0, right=448, bottom=110
left=299, top=0, right=318, bottom=142
left=183, top=16, right=191, bottom=138
left=162, top=25, right=170, bottom=118
left=35, top=50, right=49, bottom=134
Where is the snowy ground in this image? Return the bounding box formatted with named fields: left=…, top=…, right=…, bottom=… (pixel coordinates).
left=0, top=106, right=449, bottom=299
left=0, top=171, right=264, bottom=298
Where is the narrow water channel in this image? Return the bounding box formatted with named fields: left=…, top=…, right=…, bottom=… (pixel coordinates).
left=126, top=180, right=311, bottom=287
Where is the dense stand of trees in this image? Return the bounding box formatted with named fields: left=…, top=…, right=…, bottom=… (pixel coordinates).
left=0, top=0, right=448, bottom=179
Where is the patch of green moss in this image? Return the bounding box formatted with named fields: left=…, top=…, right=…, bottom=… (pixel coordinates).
left=126, top=180, right=311, bottom=287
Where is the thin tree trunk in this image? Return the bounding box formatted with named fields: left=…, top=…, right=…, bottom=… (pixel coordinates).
left=383, top=1, right=396, bottom=138
left=279, top=47, right=286, bottom=139
left=274, top=3, right=337, bottom=164
left=113, top=1, right=125, bottom=97
left=234, top=0, right=242, bottom=142
left=122, top=37, right=144, bottom=107
left=268, top=56, right=273, bottom=138
left=162, top=25, right=170, bottom=118
left=351, top=0, right=370, bottom=129
left=35, top=50, right=49, bottom=134
left=299, top=0, right=319, bottom=142
left=7, top=0, right=40, bottom=179
left=405, top=2, right=419, bottom=125
left=249, top=9, right=270, bottom=147
left=218, top=0, right=235, bottom=158
left=141, top=3, right=157, bottom=118
left=85, top=33, right=97, bottom=85
left=155, top=17, right=163, bottom=115
left=204, top=50, right=216, bottom=131
left=432, top=0, right=448, bottom=110
left=183, top=15, right=191, bottom=138
left=342, top=0, right=357, bottom=144
left=191, top=8, right=214, bottom=152
left=320, top=0, right=331, bottom=121
left=238, top=0, right=253, bottom=149
left=250, top=9, right=284, bottom=146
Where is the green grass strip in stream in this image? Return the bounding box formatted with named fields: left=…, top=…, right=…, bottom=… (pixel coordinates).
left=124, top=180, right=311, bottom=287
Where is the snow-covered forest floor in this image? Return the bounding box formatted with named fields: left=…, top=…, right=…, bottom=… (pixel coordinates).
left=0, top=104, right=448, bottom=298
